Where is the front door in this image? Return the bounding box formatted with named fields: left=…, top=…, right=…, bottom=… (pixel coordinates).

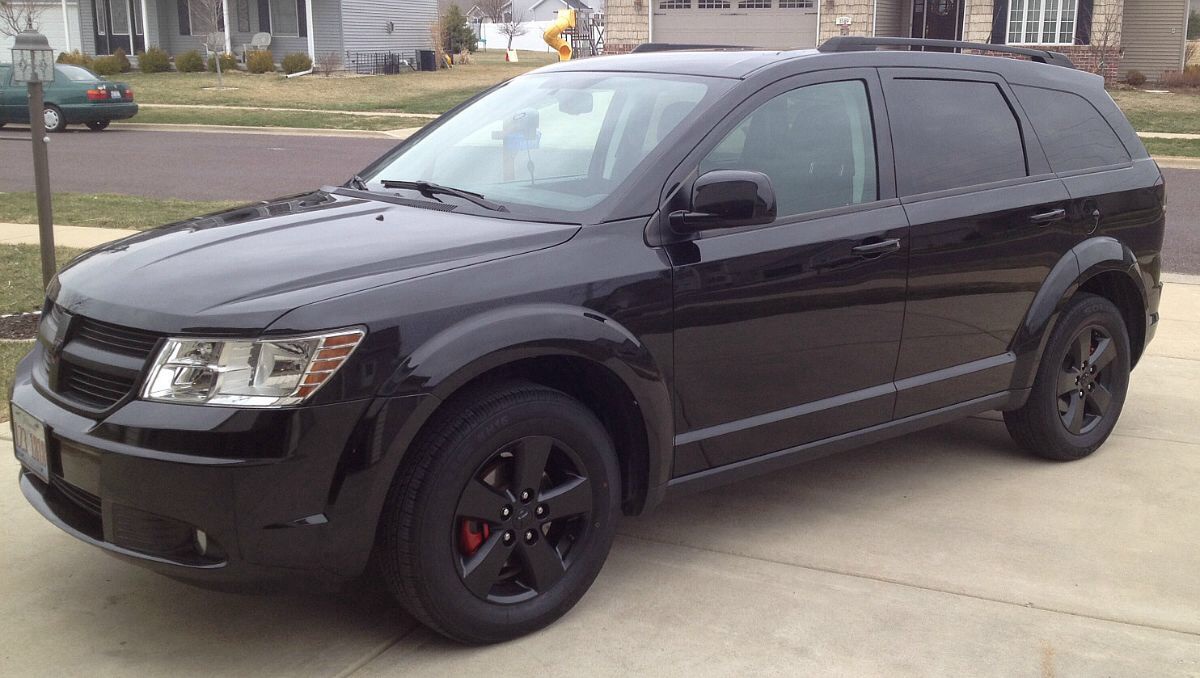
left=667, top=69, right=908, bottom=473
left=910, top=0, right=964, bottom=42
left=93, top=0, right=145, bottom=55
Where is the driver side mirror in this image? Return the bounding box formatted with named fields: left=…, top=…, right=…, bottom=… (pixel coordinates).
left=669, top=170, right=777, bottom=233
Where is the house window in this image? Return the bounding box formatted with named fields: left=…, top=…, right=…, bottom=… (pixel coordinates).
left=738, top=0, right=771, bottom=8
left=659, top=0, right=690, bottom=8
left=189, top=0, right=226, bottom=35
left=1007, top=0, right=1077, bottom=45
left=269, top=0, right=301, bottom=36
left=697, top=0, right=729, bottom=8
left=778, top=0, right=813, bottom=8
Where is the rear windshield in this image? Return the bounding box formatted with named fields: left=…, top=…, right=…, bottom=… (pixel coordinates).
left=363, top=72, right=727, bottom=221
left=56, top=65, right=101, bottom=81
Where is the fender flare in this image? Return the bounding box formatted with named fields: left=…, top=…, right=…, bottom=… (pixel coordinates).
left=1010, top=236, right=1146, bottom=391
left=380, top=303, right=674, bottom=511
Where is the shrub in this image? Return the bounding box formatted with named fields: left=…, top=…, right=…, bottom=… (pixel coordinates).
left=1160, top=67, right=1200, bottom=89
left=175, top=50, right=205, bottom=72
left=56, top=50, right=94, bottom=68
left=207, top=51, right=239, bottom=73
left=92, top=55, right=123, bottom=76
left=281, top=52, right=313, bottom=74
left=139, top=46, right=171, bottom=73
left=441, top=5, right=477, bottom=54
left=1125, top=70, right=1146, bottom=87
left=112, top=47, right=132, bottom=72
left=316, top=51, right=341, bottom=76
left=246, top=50, right=276, bottom=73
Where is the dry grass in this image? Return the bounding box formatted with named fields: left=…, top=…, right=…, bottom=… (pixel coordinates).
left=1109, top=89, right=1200, bottom=135
left=122, top=49, right=559, bottom=114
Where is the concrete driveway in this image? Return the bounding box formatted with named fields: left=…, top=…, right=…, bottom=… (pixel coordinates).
left=2, top=277, right=1199, bottom=677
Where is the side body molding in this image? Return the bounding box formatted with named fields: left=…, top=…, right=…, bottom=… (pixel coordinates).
left=1010, top=236, right=1145, bottom=394
left=383, top=303, right=675, bottom=511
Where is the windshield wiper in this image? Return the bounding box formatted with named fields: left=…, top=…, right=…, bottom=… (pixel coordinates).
left=347, top=174, right=368, bottom=190
left=380, top=180, right=509, bottom=212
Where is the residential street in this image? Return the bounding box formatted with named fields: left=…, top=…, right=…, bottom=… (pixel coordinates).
left=2, top=275, right=1199, bottom=676
left=2, top=126, right=1198, bottom=273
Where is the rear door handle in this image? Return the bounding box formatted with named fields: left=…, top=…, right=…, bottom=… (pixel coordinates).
left=1030, top=208, right=1067, bottom=225
left=851, top=238, right=902, bottom=257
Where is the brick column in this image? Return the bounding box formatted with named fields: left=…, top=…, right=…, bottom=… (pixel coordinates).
left=605, top=0, right=651, bottom=53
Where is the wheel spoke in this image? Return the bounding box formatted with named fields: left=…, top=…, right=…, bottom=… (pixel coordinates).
left=1087, top=383, right=1113, bottom=416
left=539, top=475, right=592, bottom=519
left=457, top=478, right=510, bottom=522
left=460, top=533, right=511, bottom=598
left=513, top=436, right=553, bottom=493
left=1063, top=392, right=1086, bottom=435
left=1072, top=331, right=1092, bottom=367
left=1089, top=337, right=1116, bottom=372
left=1057, top=369, right=1080, bottom=396
left=518, top=538, right=566, bottom=592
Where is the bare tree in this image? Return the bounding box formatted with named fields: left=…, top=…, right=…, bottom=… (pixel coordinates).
left=0, top=0, right=46, bottom=37
left=190, top=0, right=229, bottom=86
left=475, top=0, right=508, bottom=23
left=316, top=51, right=341, bottom=76
left=1085, top=5, right=1123, bottom=84
left=498, top=10, right=527, bottom=50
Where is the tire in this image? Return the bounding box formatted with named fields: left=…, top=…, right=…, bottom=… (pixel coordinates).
left=377, top=381, right=620, bottom=644
left=86, top=120, right=110, bottom=131
left=43, top=106, right=66, bottom=133
left=1004, top=293, right=1131, bottom=461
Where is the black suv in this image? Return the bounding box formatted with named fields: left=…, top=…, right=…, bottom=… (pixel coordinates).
left=10, top=38, right=1164, bottom=643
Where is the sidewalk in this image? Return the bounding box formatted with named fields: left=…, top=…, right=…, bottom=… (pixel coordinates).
left=0, top=222, right=138, bottom=249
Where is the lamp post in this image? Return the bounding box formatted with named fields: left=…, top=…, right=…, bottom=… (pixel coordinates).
left=11, top=23, right=57, bottom=288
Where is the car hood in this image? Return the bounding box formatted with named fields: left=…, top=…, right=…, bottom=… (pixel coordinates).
left=52, top=190, right=580, bottom=334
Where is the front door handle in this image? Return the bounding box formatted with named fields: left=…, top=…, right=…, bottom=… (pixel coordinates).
left=851, top=238, right=902, bottom=257
left=1030, top=208, right=1067, bottom=225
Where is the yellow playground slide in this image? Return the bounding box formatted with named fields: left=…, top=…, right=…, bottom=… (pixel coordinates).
left=543, top=9, right=576, bottom=61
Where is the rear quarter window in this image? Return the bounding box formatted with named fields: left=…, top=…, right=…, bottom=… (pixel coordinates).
left=1013, top=85, right=1131, bottom=173
left=887, top=78, right=1028, bottom=196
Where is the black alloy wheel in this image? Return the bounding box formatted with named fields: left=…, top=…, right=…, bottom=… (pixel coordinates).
left=454, top=435, right=595, bottom=603
left=1057, top=325, right=1118, bottom=436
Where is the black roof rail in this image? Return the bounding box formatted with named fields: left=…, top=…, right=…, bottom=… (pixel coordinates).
left=818, top=36, right=1075, bottom=69
left=631, top=43, right=753, bottom=53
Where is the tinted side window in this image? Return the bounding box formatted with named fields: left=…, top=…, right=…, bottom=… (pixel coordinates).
left=888, top=79, right=1027, bottom=196
left=1014, top=85, right=1131, bottom=173
left=700, top=80, right=878, bottom=217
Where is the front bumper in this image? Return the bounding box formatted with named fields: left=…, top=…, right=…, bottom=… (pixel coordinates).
left=10, top=349, right=429, bottom=589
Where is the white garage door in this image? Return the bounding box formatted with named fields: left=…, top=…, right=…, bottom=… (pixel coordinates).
left=0, top=3, right=82, bottom=55
left=652, top=0, right=818, bottom=50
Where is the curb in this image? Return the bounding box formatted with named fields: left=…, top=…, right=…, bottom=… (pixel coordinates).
left=110, top=122, right=415, bottom=139
left=1153, top=156, right=1200, bottom=170
left=138, top=103, right=441, bottom=119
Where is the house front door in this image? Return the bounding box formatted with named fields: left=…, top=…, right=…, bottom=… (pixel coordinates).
left=910, top=0, right=964, bottom=42
left=93, top=0, right=145, bottom=55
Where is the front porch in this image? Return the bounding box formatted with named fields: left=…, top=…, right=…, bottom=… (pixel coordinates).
left=77, top=0, right=321, bottom=63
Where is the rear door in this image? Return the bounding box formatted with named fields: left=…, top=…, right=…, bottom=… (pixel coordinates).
left=0, top=65, right=14, bottom=123
left=881, top=69, right=1074, bottom=418
left=666, top=69, right=908, bottom=473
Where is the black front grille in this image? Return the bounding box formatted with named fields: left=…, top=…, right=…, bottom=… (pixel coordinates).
left=75, top=317, right=161, bottom=357
left=110, top=504, right=196, bottom=557
left=51, top=476, right=102, bottom=517
left=59, top=362, right=138, bottom=409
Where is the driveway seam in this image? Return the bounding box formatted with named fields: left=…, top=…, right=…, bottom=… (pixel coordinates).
left=332, top=624, right=422, bottom=678
left=616, top=533, right=1200, bottom=639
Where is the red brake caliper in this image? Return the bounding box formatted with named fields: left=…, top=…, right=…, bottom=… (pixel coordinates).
left=459, top=520, right=490, bottom=556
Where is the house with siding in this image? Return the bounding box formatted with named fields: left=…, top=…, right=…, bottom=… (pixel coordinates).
left=4, top=0, right=436, bottom=67
left=605, top=0, right=1192, bottom=81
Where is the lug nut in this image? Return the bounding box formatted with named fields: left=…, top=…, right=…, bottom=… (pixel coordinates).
left=535, top=504, right=547, bottom=518
left=502, top=530, right=515, bottom=545
left=524, top=529, right=538, bottom=544
left=501, top=505, right=512, bottom=519
left=520, top=489, right=533, bottom=503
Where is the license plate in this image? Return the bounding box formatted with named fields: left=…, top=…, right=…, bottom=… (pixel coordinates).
left=11, top=404, right=49, bottom=483
left=110, top=90, right=121, bottom=100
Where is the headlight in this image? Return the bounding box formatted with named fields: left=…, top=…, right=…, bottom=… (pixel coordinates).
left=142, top=328, right=365, bottom=407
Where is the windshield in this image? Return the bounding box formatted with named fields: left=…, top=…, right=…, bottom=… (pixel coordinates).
left=56, top=65, right=101, bottom=81
left=362, top=72, right=720, bottom=219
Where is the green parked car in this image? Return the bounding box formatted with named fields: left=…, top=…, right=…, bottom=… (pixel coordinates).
left=0, top=63, right=137, bottom=133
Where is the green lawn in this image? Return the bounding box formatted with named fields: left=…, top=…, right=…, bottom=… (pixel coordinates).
left=1, top=340, right=35, bottom=423
left=1142, top=137, right=1200, bottom=159
left=1, top=245, right=82, bottom=314
left=120, top=49, right=558, bottom=115
left=129, top=107, right=430, bottom=131
left=0, top=193, right=240, bottom=230
left=1110, top=89, right=1200, bottom=135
